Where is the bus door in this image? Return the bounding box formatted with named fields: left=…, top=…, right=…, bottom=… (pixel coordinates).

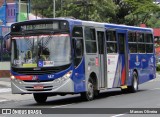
left=97, top=29, right=107, bottom=88
left=117, top=30, right=129, bottom=86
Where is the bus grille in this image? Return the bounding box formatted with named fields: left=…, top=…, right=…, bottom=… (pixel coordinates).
left=11, top=64, right=71, bottom=75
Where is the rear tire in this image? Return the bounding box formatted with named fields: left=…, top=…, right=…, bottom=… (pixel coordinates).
left=33, top=93, right=47, bottom=104
left=94, top=90, right=100, bottom=97
left=128, top=72, right=138, bottom=93
left=81, top=79, right=94, bottom=101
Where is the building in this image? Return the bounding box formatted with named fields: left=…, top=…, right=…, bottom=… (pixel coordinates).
left=0, top=0, right=31, bottom=77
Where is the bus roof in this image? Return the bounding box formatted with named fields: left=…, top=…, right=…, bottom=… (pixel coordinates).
left=12, top=18, right=153, bottom=32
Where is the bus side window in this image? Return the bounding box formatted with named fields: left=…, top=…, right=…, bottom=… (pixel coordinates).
left=106, top=30, right=117, bottom=53
left=137, top=32, right=145, bottom=53
left=128, top=32, right=137, bottom=53
left=85, top=27, right=97, bottom=53
left=75, top=39, right=83, bottom=57
left=146, top=33, right=154, bottom=53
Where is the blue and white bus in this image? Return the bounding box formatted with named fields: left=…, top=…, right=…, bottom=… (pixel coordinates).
left=10, top=18, right=156, bottom=103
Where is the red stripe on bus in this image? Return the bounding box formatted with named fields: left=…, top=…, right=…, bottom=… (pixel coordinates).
left=15, top=76, right=33, bottom=80
left=121, top=67, right=126, bottom=85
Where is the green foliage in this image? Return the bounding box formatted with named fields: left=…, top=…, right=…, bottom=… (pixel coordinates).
left=31, top=0, right=160, bottom=27
left=122, top=0, right=160, bottom=26
left=156, top=64, right=160, bottom=71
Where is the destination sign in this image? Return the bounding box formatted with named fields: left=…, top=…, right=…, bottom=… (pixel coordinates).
left=11, top=20, right=69, bottom=32
left=21, top=23, right=59, bottom=31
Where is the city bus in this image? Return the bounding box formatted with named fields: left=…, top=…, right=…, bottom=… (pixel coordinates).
left=10, top=18, right=156, bottom=103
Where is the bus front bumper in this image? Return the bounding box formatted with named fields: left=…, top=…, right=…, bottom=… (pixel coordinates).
left=11, top=78, right=75, bottom=94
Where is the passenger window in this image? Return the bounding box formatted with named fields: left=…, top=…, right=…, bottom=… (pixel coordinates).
left=107, top=43, right=117, bottom=53
left=146, top=44, right=153, bottom=53
left=106, top=30, right=117, bottom=53
left=129, top=43, right=137, bottom=53
left=146, top=34, right=153, bottom=43
left=72, top=27, right=83, bottom=37
left=137, top=33, right=144, bottom=42
left=128, top=32, right=137, bottom=53
left=75, top=39, right=83, bottom=57
left=138, top=44, right=145, bottom=53
left=106, top=31, right=116, bottom=41
left=85, top=27, right=97, bottom=53
left=72, top=26, right=84, bottom=67
left=128, top=32, right=136, bottom=42
left=145, top=33, right=153, bottom=53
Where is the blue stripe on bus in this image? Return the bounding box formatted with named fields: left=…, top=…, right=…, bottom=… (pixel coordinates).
left=105, top=24, right=152, bottom=32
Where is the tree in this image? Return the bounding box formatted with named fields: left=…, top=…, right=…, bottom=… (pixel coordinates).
left=31, top=0, right=117, bottom=22
left=115, top=0, right=160, bottom=26
left=31, top=0, right=160, bottom=27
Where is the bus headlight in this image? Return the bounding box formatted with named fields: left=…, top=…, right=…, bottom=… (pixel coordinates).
left=11, top=76, right=23, bottom=84
left=11, top=75, right=15, bottom=80
left=54, top=71, right=72, bottom=83
left=62, top=70, right=72, bottom=80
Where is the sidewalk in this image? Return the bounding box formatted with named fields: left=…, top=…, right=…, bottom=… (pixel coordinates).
left=0, top=77, right=32, bottom=102
left=0, top=78, right=11, bottom=88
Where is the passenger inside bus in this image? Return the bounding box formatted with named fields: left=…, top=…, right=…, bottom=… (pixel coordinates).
left=38, top=45, right=50, bottom=61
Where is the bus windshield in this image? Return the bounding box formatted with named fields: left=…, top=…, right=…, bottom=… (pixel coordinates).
left=11, top=34, right=71, bottom=68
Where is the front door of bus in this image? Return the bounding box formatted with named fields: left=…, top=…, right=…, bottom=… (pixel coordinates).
left=117, top=30, right=129, bottom=86
left=97, top=30, right=106, bottom=88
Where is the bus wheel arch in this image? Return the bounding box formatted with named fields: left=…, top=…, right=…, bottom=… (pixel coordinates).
left=90, top=72, right=99, bottom=97
left=81, top=72, right=99, bottom=100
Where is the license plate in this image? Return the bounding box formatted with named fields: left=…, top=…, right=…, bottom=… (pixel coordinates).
left=34, top=85, right=44, bottom=90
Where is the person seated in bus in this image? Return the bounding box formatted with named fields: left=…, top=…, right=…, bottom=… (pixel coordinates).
left=38, top=45, right=50, bottom=61
left=107, top=45, right=115, bottom=53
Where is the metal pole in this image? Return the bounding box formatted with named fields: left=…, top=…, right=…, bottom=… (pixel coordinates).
left=27, top=0, right=29, bottom=20
left=19, top=0, right=21, bottom=21
left=53, top=0, right=55, bottom=18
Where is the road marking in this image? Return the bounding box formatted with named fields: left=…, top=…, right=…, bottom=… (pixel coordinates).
left=0, top=99, right=8, bottom=102
left=111, top=114, right=126, bottom=117
left=51, top=104, right=74, bottom=108
left=148, top=88, right=160, bottom=91
left=0, top=88, right=11, bottom=93
left=152, top=88, right=160, bottom=90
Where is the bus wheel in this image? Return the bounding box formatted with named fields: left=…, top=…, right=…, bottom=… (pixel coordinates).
left=81, top=79, right=94, bottom=101
left=33, top=93, right=47, bottom=104
left=129, top=72, right=138, bottom=93
left=94, top=90, right=100, bottom=97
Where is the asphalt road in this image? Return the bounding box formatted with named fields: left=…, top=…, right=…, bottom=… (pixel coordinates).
left=0, top=75, right=160, bottom=117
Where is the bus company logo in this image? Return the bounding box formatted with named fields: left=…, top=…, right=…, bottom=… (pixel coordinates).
left=48, top=75, right=54, bottom=79
left=32, top=76, right=38, bottom=81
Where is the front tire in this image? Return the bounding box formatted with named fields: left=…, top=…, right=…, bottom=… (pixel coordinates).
left=81, top=79, right=94, bottom=101
left=33, top=93, right=47, bottom=104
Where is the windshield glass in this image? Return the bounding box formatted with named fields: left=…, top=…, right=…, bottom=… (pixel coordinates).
left=11, top=34, right=71, bottom=68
